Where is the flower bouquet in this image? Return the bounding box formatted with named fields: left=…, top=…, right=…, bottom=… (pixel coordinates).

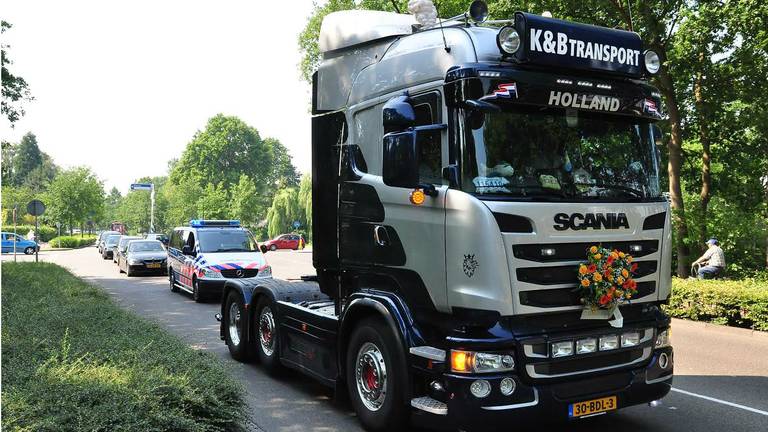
left=577, top=245, right=638, bottom=327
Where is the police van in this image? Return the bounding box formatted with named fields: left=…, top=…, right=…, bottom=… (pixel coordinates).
left=168, top=220, right=271, bottom=302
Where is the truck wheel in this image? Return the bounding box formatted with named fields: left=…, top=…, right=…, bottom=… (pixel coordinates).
left=255, top=296, right=282, bottom=373
left=224, top=291, right=252, bottom=362
left=192, top=277, right=204, bottom=303
left=346, top=318, right=408, bottom=431
left=169, top=270, right=180, bottom=292
left=24, top=247, right=34, bottom=255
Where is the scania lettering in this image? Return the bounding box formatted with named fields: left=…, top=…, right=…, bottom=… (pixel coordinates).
left=219, top=3, right=673, bottom=430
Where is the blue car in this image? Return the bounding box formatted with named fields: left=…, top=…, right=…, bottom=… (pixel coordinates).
left=1, top=232, right=39, bottom=254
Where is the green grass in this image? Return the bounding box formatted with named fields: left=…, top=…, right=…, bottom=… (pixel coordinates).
left=1, top=262, right=246, bottom=431
left=666, top=277, right=768, bottom=331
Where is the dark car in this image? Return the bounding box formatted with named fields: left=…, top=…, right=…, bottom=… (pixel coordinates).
left=119, top=240, right=167, bottom=277
left=101, top=234, right=121, bottom=259
left=114, top=235, right=142, bottom=263
left=144, top=233, right=169, bottom=246
left=262, top=233, right=303, bottom=251
left=97, top=230, right=120, bottom=254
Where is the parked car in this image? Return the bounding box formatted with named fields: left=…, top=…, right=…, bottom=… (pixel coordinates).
left=114, top=235, right=142, bottom=263
left=144, top=233, right=169, bottom=246
left=101, top=234, right=121, bottom=260
left=262, top=233, right=303, bottom=251
left=1, top=232, right=39, bottom=254
left=97, top=231, right=120, bottom=254
left=118, top=240, right=167, bottom=276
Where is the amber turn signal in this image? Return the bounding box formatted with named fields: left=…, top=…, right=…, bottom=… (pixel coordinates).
left=451, top=350, right=470, bottom=372
left=410, top=189, right=426, bottom=205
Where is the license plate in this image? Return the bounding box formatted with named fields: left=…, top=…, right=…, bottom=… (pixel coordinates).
left=146, top=263, right=161, bottom=269
left=569, top=396, right=617, bottom=418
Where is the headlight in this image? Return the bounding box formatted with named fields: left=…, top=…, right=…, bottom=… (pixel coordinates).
left=258, top=265, right=272, bottom=278
left=202, top=268, right=222, bottom=278
left=552, top=341, right=574, bottom=358
left=655, top=328, right=671, bottom=348
left=497, top=26, right=521, bottom=55
left=127, top=259, right=141, bottom=265
left=450, top=350, right=515, bottom=373
left=644, top=50, right=660, bottom=74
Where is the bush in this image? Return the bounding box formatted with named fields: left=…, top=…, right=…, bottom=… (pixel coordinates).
left=1, top=224, right=58, bottom=242
left=2, top=263, right=246, bottom=431
left=49, top=235, right=97, bottom=248
left=665, top=277, right=768, bottom=331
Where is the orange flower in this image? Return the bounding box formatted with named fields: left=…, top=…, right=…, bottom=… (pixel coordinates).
left=619, top=251, right=626, bottom=258
left=614, top=289, right=623, bottom=298
left=610, top=251, right=619, bottom=259
left=599, top=294, right=611, bottom=305
left=621, top=269, right=629, bottom=278
left=607, top=274, right=614, bottom=282
left=626, top=255, right=633, bottom=263
left=594, top=253, right=602, bottom=260
left=593, top=273, right=603, bottom=282
left=617, top=276, right=625, bottom=285
left=581, top=278, right=590, bottom=287
left=590, top=246, right=598, bottom=254
left=579, top=265, right=588, bottom=275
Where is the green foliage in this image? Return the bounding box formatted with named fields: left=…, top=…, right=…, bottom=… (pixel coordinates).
left=665, top=277, right=768, bottom=331
left=49, top=235, right=97, bottom=248
left=44, top=167, right=105, bottom=234
left=1, top=21, right=34, bottom=124
left=1, top=262, right=246, bottom=431
left=267, top=188, right=300, bottom=239
left=2, top=224, right=57, bottom=242
left=297, top=174, right=312, bottom=241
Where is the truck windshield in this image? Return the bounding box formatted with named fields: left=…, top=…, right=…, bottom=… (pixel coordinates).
left=462, top=107, right=660, bottom=201
left=198, top=230, right=259, bottom=253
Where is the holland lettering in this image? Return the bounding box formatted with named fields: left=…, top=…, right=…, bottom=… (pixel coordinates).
left=548, top=91, right=620, bottom=112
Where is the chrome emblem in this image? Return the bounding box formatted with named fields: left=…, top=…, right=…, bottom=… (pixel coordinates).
left=236, top=269, right=244, bottom=277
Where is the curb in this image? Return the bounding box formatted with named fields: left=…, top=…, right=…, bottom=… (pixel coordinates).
left=671, top=318, right=768, bottom=339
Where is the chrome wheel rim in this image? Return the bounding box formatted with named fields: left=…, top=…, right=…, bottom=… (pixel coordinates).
left=259, top=306, right=276, bottom=356
left=355, top=342, right=387, bottom=411
left=228, top=302, right=241, bottom=347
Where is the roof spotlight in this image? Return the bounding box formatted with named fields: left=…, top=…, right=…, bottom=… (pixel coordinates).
left=497, top=25, right=520, bottom=55
left=644, top=50, right=661, bottom=74
left=469, top=0, right=489, bottom=23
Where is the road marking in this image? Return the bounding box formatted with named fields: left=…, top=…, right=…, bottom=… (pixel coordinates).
left=672, top=388, right=768, bottom=416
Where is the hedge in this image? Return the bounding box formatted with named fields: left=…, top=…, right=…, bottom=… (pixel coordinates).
left=2, top=262, right=246, bottom=431
left=49, top=235, right=97, bottom=248
left=1, top=225, right=57, bottom=242
left=666, top=278, right=768, bottom=331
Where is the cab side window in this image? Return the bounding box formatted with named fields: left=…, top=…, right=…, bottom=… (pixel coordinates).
left=411, top=91, right=444, bottom=185
left=186, top=231, right=196, bottom=253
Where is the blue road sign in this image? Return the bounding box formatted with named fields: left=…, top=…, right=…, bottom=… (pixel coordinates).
left=130, top=183, right=153, bottom=191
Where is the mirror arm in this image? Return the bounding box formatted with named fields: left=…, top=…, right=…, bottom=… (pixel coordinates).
left=419, top=183, right=438, bottom=197
left=462, top=99, right=501, bottom=112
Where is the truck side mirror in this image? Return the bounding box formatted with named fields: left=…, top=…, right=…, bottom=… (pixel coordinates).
left=382, top=95, right=416, bottom=133
left=651, top=124, right=664, bottom=146
left=383, top=130, right=420, bottom=188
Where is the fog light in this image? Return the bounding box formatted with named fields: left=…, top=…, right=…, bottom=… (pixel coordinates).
left=500, top=377, right=516, bottom=396
left=470, top=379, right=491, bottom=398
left=655, top=329, right=671, bottom=348
left=576, top=338, right=597, bottom=354
left=622, top=332, right=641, bottom=347
left=658, top=352, right=670, bottom=369
left=541, top=248, right=556, bottom=256
left=629, top=244, right=643, bottom=253
left=551, top=341, right=573, bottom=358
left=599, top=335, right=619, bottom=351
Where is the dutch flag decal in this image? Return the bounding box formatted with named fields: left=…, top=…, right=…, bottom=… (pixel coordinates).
left=484, top=82, right=518, bottom=99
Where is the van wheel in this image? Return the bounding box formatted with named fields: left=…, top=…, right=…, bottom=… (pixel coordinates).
left=192, top=277, right=204, bottom=302
left=346, top=318, right=408, bottom=431
left=255, top=296, right=282, bottom=373
left=224, top=291, right=252, bottom=362
left=169, top=270, right=180, bottom=292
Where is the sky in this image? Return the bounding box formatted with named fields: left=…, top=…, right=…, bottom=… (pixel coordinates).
left=1, top=0, right=317, bottom=194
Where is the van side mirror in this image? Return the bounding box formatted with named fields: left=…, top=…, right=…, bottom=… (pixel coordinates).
left=383, top=130, right=420, bottom=188
left=382, top=95, right=416, bottom=133
left=260, top=244, right=268, bottom=254
left=182, top=245, right=195, bottom=256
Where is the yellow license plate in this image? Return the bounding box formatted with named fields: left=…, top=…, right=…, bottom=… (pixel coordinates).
left=146, top=263, right=161, bottom=269
left=569, top=396, right=617, bottom=418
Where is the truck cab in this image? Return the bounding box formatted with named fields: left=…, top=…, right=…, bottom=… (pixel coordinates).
left=220, top=4, right=673, bottom=430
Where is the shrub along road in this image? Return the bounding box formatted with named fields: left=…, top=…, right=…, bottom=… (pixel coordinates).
left=3, top=249, right=767, bottom=432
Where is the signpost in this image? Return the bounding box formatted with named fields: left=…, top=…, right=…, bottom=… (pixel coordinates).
left=293, top=220, right=301, bottom=229
left=130, top=183, right=155, bottom=233
left=12, top=205, right=18, bottom=262
left=26, top=199, right=46, bottom=263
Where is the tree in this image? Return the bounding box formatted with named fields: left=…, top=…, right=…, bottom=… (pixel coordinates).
left=297, top=174, right=312, bottom=240
left=45, top=167, right=104, bottom=234
left=11, top=132, right=42, bottom=185
left=231, top=174, right=265, bottom=227
left=1, top=21, right=33, bottom=125
left=196, top=183, right=230, bottom=220
left=267, top=188, right=300, bottom=239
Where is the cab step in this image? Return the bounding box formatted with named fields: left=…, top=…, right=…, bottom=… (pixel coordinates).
left=411, top=396, right=448, bottom=415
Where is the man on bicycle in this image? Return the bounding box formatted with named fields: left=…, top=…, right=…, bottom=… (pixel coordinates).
left=692, top=238, right=726, bottom=279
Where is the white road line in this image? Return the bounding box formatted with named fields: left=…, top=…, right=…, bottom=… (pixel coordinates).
left=671, top=388, right=768, bottom=416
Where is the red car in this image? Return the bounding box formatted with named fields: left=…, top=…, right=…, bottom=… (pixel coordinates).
left=262, top=234, right=303, bottom=251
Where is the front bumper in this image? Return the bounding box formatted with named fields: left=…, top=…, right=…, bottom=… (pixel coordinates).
left=441, top=347, right=672, bottom=429
left=197, top=278, right=227, bottom=295
left=128, top=263, right=167, bottom=274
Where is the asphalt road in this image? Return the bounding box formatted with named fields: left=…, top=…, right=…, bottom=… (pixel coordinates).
left=4, top=248, right=767, bottom=432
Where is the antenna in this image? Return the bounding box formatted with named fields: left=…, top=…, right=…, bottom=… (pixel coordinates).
left=390, top=0, right=401, bottom=14
left=627, top=0, right=634, bottom=32
left=435, top=3, right=451, bottom=53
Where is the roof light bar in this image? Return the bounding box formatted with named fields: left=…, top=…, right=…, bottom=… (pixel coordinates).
left=189, top=219, right=241, bottom=228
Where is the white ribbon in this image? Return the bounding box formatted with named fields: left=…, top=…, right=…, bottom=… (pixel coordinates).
left=580, top=305, right=624, bottom=328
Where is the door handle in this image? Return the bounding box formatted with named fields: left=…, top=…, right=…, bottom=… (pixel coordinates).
left=373, top=225, right=390, bottom=247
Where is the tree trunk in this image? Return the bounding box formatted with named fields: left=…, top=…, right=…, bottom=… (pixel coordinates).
left=695, top=56, right=712, bottom=245
left=658, top=67, right=691, bottom=277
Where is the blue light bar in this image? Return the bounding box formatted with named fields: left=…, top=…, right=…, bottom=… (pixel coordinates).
left=189, top=219, right=241, bottom=228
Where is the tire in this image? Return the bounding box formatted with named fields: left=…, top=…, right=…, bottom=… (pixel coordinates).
left=254, top=296, right=282, bottom=373
left=169, top=269, right=180, bottom=292
left=224, top=291, right=253, bottom=362
left=346, top=318, right=409, bottom=432
left=269, top=244, right=277, bottom=251
left=24, top=247, right=34, bottom=255
left=192, top=277, right=204, bottom=303
left=126, top=266, right=133, bottom=277
left=118, top=262, right=124, bottom=273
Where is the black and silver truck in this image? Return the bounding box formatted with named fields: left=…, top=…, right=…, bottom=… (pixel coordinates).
left=219, top=3, right=673, bottom=430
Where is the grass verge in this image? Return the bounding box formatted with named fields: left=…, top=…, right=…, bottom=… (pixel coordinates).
left=666, top=277, right=768, bottom=331
left=48, top=234, right=97, bottom=248
left=1, top=262, right=246, bottom=431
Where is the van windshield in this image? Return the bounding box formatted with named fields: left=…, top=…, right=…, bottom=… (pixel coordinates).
left=198, top=230, right=259, bottom=253
left=461, top=106, right=661, bottom=201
